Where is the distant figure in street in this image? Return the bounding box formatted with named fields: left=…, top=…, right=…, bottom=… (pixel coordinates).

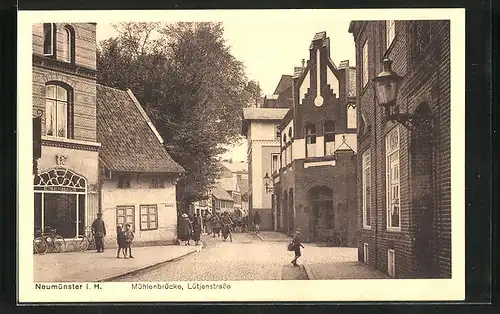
left=116, top=224, right=126, bottom=258
left=123, top=223, right=134, bottom=258
left=212, top=214, right=221, bottom=237
left=253, top=211, right=261, bottom=234
left=291, top=228, right=305, bottom=267
left=221, top=212, right=233, bottom=242
left=91, top=212, right=106, bottom=253
left=205, top=212, right=213, bottom=235
left=192, top=214, right=202, bottom=245
left=178, top=213, right=193, bottom=245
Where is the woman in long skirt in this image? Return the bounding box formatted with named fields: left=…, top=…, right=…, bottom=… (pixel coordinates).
left=192, top=214, right=202, bottom=245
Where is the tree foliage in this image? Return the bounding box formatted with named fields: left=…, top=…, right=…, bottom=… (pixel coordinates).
left=97, top=22, right=258, bottom=207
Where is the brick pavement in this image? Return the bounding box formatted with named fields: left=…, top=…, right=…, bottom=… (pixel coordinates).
left=33, top=245, right=199, bottom=282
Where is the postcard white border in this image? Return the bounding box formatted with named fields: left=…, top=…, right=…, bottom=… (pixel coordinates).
left=18, top=8, right=465, bottom=303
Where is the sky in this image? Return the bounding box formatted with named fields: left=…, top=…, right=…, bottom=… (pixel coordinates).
left=95, top=10, right=357, bottom=162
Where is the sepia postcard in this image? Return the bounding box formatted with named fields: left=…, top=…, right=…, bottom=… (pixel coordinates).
left=17, top=8, right=465, bottom=303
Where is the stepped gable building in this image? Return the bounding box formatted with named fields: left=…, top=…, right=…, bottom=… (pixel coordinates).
left=241, top=108, right=289, bottom=231
left=271, top=31, right=358, bottom=246
left=349, top=20, right=451, bottom=278
left=32, top=23, right=183, bottom=247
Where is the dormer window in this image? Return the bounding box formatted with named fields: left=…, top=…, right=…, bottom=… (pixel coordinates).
left=43, top=23, right=56, bottom=56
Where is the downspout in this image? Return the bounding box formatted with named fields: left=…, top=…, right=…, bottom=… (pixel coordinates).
left=373, top=74, right=379, bottom=270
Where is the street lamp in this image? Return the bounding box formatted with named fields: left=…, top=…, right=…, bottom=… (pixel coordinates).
left=263, top=172, right=273, bottom=194
left=372, top=58, right=432, bottom=134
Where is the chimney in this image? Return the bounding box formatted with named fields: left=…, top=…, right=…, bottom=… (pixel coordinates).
left=301, top=59, right=305, bottom=67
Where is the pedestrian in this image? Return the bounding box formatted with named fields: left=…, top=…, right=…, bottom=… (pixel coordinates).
left=178, top=213, right=193, bottom=245
left=116, top=224, right=126, bottom=258
left=221, top=212, right=233, bottom=242
left=290, top=228, right=305, bottom=267
left=192, top=214, right=202, bottom=245
left=212, top=214, right=221, bottom=237
left=91, top=212, right=106, bottom=253
left=123, top=223, right=134, bottom=258
left=253, top=211, right=261, bottom=234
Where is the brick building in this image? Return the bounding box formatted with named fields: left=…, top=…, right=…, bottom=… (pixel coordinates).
left=348, top=20, right=451, bottom=278
left=271, top=32, right=358, bottom=245
left=32, top=23, right=184, bottom=246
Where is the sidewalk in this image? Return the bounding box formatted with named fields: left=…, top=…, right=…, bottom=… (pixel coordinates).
left=255, top=231, right=292, bottom=242
left=33, top=245, right=200, bottom=282
left=300, top=246, right=388, bottom=280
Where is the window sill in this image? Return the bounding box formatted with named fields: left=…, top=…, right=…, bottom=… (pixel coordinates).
left=362, top=225, right=372, bottom=230
left=386, top=227, right=401, bottom=233
left=140, top=228, right=158, bottom=232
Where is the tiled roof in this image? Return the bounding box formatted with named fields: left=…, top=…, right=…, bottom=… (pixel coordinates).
left=237, top=177, right=249, bottom=195
left=273, top=75, right=293, bottom=96
left=96, top=84, right=184, bottom=174
left=211, top=184, right=234, bottom=201
left=222, top=161, right=248, bottom=174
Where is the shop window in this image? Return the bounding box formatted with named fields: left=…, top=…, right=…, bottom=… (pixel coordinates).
left=305, top=124, right=317, bottom=158
left=45, top=83, right=73, bottom=138
left=323, top=121, right=335, bottom=155
left=385, top=126, right=401, bottom=230
left=140, top=205, right=158, bottom=230
left=362, top=150, right=372, bottom=228
left=117, top=205, right=135, bottom=232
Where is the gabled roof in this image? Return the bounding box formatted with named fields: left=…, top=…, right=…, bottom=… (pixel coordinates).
left=237, top=177, right=249, bottom=195
left=96, top=84, right=184, bottom=174
left=211, top=184, right=234, bottom=201
left=221, top=161, right=248, bottom=174
left=273, top=75, right=293, bottom=96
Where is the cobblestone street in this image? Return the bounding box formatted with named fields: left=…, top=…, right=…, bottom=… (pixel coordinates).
left=114, top=232, right=386, bottom=281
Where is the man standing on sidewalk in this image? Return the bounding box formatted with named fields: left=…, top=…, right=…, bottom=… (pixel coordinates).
left=92, top=212, right=106, bottom=253
left=253, top=211, right=261, bottom=234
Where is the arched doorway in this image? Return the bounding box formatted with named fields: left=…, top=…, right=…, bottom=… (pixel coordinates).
left=283, top=191, right=288, bottom=234
left=308, top=186, right=334, bottom=241
left=410, top=102, right=437, bottom=277
left=288, top=189, right=294, bottom=233
left=34, top=168, right=87, bottom=238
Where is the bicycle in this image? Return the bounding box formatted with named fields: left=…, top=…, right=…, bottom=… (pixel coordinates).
left=33, top=227, right=66, bottom=254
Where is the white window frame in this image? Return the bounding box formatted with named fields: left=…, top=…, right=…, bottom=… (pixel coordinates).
left=362, top=40, right=369, bottom=88
left=140, top=204, right=158, bottom=231
left=362, top=150, right=372, bottom=229
left=62, top=27, right=72, bottom=63
left=385, top=126, right=401, bottom=231
left=117, top=205, right=135, bottom=232
left=43, top=23, right=55, bottom=56
left=386, top=20, right=396, bottom=49
left=347, top=104, right=357, bottom=129
left=45, top=84, right=69, bottom=138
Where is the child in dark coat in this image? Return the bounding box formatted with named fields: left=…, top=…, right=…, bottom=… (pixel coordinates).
left=124, top=223, right=135, bottom=259
left=291, top=229, right=305, bottom=267
left=116, top=224, right=126, bottom=258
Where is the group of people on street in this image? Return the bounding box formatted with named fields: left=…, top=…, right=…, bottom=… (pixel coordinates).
left=91, top=213, right=135, bottom=258
left=177, top=212, right=202, bottom=246
left=204, top=212, right=236, bottom=242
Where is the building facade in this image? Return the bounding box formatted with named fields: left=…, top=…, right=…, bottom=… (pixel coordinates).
left=241, top=108, right=289, bottom=230
left=33, top=23, right=101, bottom=239
left=33, top=23, right=184, bottom=247
left=97, top=85, right=184, bottom=247
left=349, top=20, right=451, bottom=278
left=272, top=32, right=358, bottom=245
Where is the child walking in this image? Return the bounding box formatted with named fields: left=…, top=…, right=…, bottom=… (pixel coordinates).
left=124, top=223, right=135, bottom=259
left=291, top=228, right=305, bottom=267
left=116, top=224, right=127, bottom=258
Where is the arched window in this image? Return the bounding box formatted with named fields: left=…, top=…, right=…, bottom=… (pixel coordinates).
left=288, top=127, right=293, bottom=139
left=323, top=121, right=335, bottom=155
left=43, top=23, right=56, bottom=56
left=61, top=26, right=75, bottom=63
left=282, top=134, right=287, bottom=165
left=305, top=124, right=316, bottom=158
left=45, top=83, right=72, bottom=138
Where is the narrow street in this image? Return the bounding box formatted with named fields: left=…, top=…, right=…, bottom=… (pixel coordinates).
left=113, top=232, right=385, bottom=281
left=114, top=233, right=308, bottom=281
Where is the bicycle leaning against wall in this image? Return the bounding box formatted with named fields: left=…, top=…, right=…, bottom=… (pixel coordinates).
left=33, top=227, right=67, bottom=254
